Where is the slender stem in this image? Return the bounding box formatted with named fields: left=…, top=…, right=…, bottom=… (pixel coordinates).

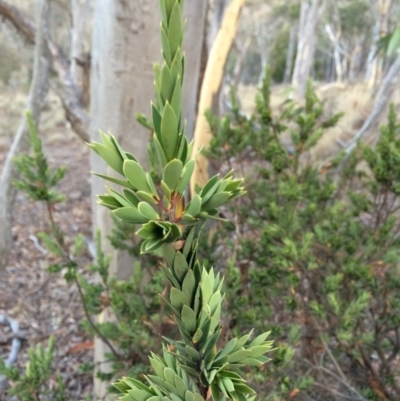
left=74, top=275, right=121, bottom=359
left=44, top=199, right=121, bottom=359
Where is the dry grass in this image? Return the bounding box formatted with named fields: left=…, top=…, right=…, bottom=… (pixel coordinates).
left=236, top=82, right=400, bottom=163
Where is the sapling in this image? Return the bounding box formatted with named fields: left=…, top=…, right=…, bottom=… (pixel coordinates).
left=89, top=1, right=273, bottom=401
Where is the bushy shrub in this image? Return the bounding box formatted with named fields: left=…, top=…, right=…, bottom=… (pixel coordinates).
left=1, top=112, right=167, bottom=398
left=205, top=73, right=400, bottom=401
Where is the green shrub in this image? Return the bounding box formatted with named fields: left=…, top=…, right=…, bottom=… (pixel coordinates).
left=205, top=73, right=400, bottom=400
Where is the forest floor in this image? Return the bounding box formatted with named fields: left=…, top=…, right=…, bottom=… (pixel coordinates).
left=0, top=81, right=399, bottom=400
left=0, top=91, right=94, bottom=400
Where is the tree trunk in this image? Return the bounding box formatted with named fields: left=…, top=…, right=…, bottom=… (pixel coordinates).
left=89, top=0, right=159, bottom=396
left=292, top=0, right=322, bottom=98
left=70, top=0, right=90, bottom=102
left=206, top=0, right=230, bottom=53
left=0, top=0, right=50, bottom=271
left=89, top=1, right=208, bottom=398
left=346, top=55, right=400, bottom=154
left=182, top=1, right=208, bottom=140
left=191, top=0, right=245, bottom=194
left=325, top=24, right=343, bottom=83
left=284, top=24, right=297, bottom=83
left=366, top=0, right=393, bottom=87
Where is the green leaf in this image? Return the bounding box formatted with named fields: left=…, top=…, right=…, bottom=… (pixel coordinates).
left=71, top=234, right=85, bottom=258
left=113, top=207, right=149, bottom=224
left=160, top=265, right=181, bottom=288
left=161, top=103, right=179, bottom=161
left=209, top=291, right=222, bottom=315
left=161, top=27, right=172, bottom=65
left=93, top=144, right=124, bottom=175
left=176, top=159, right=195, bottom=194
left=137, top=190, right=158, bottom=205
left=163, top=367, right=175, bottom=385
left=160, top=64, right=174, bottom=103
left=171, top=80, right=182, bottom=120
left=168, top=2, right=183, bottom=56
left=216, top=338, right=238, bottom=361
left=173, top=251, right=189, bottom=281
left=163, top=244, right=176, bottom=266
left=147, top=173, right=160, bottom=199
left=202, top=192, right=230, bottom=211
left=98, top=195, right=122, bottom=209
left=138, top=202, right=160, bottom=220
left=123, top=189, right=140, bottom=207
left=174, top=375, right=187, bottom=399
left=182, top=269, right=196, bottom=302
left=185, top=195, right=201, bottom=217
left=123, top=160, right=151, bottom=192
left=249, top=331, right=271, bottom=348
left=181, top=305, right=197, bottom=332
left=185, top=345, right=200, bottom=361
left=93, top=172, right=134, bottom=189
left=161, top=180, right=172, bottom=200
left=192, top=327, right=203, bottom=344
left=163, top=159, right=183, bottom=191
left=107, top=189, right=132, bottom=208
left=170, top=287, right=189, bottom=310
left=227, top=350, right=253, bottom=363
left=200, top=175, right=220, bottom=202
left=38, top=232, right=63, bottom=257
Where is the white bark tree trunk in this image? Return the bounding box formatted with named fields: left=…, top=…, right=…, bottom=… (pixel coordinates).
left=292, top=0, right=322, bottom=98
left=366, top=0, right=393, bottom=87
left=346, top=54, right=400, bottom=153
left=325, top=24, right=343, bottom=83
left=284, top=24, right=297, bottom=83
left=90, top=1, right=159, bottom=395
left=70, top=0, right=90, bottom=101
left=90, top=1, right=208, bottom=398
left=206, top=0, right=230, bottom=53
left=0, top=0, right=50, bottom=271
left=182, top=1, right=208, bottom=140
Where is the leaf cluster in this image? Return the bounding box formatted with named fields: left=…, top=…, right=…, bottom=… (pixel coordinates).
left=205, top=70, right=400, bottom=400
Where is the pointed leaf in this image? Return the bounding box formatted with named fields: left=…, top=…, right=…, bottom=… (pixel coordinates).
left=181, top=305, right=197, bottom=332
left=138, top=202, right=160, bottom=220
left=161, top=103, right=179, bottom=161
left=113, top=207, right=149, bottom=224
left=163, top=159, right=183, bottom=191
left=123, top=160, right=151, bottom=192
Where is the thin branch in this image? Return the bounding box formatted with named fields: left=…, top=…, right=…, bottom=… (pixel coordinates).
left=0, top=0, right=90, bottom=142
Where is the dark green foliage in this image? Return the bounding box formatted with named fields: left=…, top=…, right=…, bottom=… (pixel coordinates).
left=9, top=112, right=168, bottom=398
left=90, top=2, right=272, bottom=401
left=205, top=71, right=400, bottom=400
left=13, top=111, right=66, bottom=204
left=0, top=337, right=69, bottom=401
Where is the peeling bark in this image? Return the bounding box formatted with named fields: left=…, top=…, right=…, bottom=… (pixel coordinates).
left=191, top=0, right=245, bottom=194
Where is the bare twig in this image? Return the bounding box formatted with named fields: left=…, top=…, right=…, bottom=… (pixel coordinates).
left=0, top=0, right=90, bottom=142
left=0, top=314, right=22, bottom=391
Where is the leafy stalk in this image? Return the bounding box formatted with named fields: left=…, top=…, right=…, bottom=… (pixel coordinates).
left=89, top=1, right=273, bottom=401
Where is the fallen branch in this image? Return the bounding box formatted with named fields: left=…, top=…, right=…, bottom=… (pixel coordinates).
left=344, top=55, right=400, bottom=154
left=0, top=314, right=22, bottom=391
